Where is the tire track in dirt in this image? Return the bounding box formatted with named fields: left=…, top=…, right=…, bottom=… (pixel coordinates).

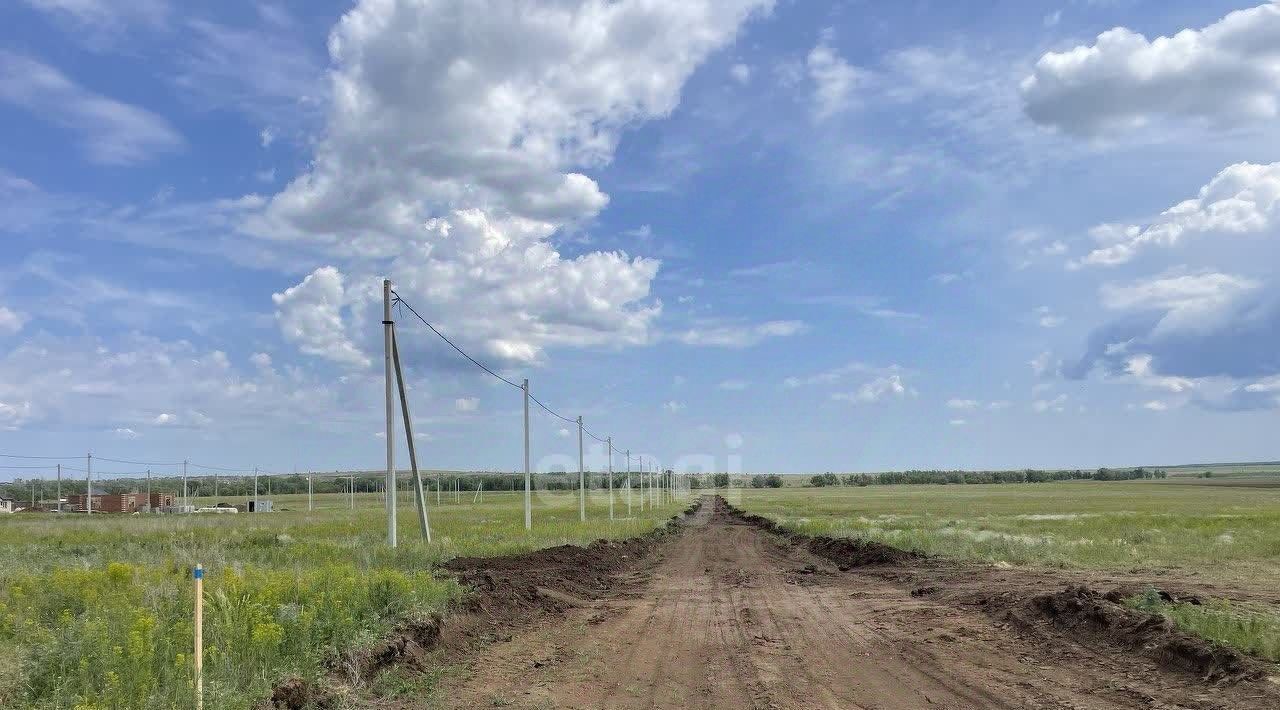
left=414, top=497, right=1279, bottom=710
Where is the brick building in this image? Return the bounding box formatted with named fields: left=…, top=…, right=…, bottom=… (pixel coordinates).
left=67, top=493, right=133, bottom=513
left=66, top=492, right=175, bottom=513
left=148, top=493, right=174, bottom=509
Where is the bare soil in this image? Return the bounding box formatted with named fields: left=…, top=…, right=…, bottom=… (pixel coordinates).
left=357, top=497, right=1280, bottom=710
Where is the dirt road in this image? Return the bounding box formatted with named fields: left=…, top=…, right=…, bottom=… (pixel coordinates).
left=426, top=499, right=1278, bottom=709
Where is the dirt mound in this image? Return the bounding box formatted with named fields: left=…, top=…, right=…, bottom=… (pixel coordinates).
left=801, top=535, right=919, bottom=568
left=440, top=536, right=660, bottom=647
left=715, top=496, right=922, bottom=568
left=440, top=501, right=699, bottom=640
left=1012, top=585, right=1266, bottom=684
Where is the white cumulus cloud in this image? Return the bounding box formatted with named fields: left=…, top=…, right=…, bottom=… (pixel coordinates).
left=1099, top=272, right=1260, bottom=337
left=271, top=266, right=370, bottom=369
left=1075, top=162, right=1280, bottom=267
left=1022, top=3, right=1280, bottom=136
left=256, top=0, right=772, bottom=367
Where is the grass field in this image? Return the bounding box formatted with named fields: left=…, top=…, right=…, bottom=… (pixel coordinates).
left=0, top=487, right=685, bottom=710
left=729, top=481, right=1280, bottom=580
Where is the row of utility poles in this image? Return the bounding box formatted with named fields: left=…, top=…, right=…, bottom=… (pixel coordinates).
left=382, top=279, right=679, bottom=548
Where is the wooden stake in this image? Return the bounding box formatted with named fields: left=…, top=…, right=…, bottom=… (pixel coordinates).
left=194, top=564, right=204, bottom=710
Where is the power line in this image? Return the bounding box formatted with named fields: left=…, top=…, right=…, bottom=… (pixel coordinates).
left=528, top=392, right=577, bottom=426
left=582, top=426, right=609, bottom=445
left=188, top=462, right=245, bottom=472
left=96, top=456, right=183, bottom=467
left=0, top=452, right=82, bottom=460
left=393, top=292, right=634, bottom=453
left=392, top=293, right=523, bottom=390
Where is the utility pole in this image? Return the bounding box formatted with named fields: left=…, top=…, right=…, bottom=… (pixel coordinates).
left=607, top=437, right=614, bottom=520
left=253, top=467, right=259, bottom=512
left=183, top=459, right=189, bottom=508
left=523, top=378, right=531, bottom=531
left=626, top=451, right=631, bottom=517
left=146, top=469, right=151, bottom=511
left=391, top=327, right=431, bottom=542
left=383, top=278, right=397, bottom=548
left=638, top=455, right=644, bottom=511
left=56, top=463, right=62, bottom=513
left=577, top=416, right=585, bottom=522
left=86, top=453, right=92, bottom=514
left=308, top=471, right=313, bottom=512
left=350, top=474, right=355, bottom=510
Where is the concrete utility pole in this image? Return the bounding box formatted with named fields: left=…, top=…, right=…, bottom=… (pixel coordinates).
left=391, top=327, right=431, bottom=542
left=577, top=416, right=585, bottom=522
left=607, top=437, right=614, bottom=520
left=523, top=378, right=531, bottom=531
left=253, top=467, right=259, bottom=512
left=383, top=278, right=397, bottom=548
left=626, top=451, right=631, bottom=517
left=638, top=455, right=644, bottom=511
left=146, top=469, right=151, bottom=511
left=86, top=453, right=92, bottom=514
left=183, top=459, right=189, bottom=508
left=653, top=463, right=658, bottom=507
left=56, top=463, right=62, bottom=513
left=350, top=474, right=355, bottom=510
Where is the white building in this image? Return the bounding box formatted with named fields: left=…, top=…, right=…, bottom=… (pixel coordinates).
left=0, top=496, right=15, bottom=514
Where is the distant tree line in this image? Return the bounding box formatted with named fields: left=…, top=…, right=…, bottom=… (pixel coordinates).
left=811, top=467, right=1166, bottom=487
left=688, top=473, right=730, bottom=489
left=0, top=470, right=676, bottom=502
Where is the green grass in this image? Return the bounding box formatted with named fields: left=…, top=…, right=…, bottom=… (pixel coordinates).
left=0, top=488, right=685, bottom=710
left=1128, top=589, right=1280, bottom=662
left=729, top=482, right=1280, bottom=579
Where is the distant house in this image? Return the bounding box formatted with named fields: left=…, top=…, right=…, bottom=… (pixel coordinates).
left=66, top=493, right=145, bottom=514
left=0, top=496, right=14, bottom=514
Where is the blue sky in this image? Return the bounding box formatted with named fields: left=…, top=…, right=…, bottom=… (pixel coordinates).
left=1, top=0, right=1278, bottom=478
